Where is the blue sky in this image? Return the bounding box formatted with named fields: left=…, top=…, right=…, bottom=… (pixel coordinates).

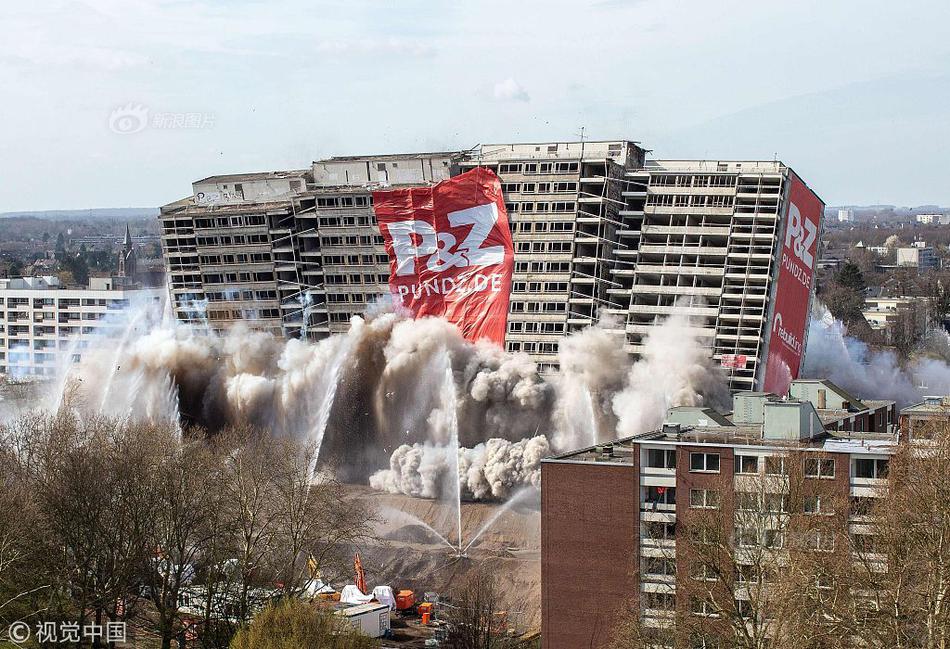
left=1, top=0, right=948, bottom=211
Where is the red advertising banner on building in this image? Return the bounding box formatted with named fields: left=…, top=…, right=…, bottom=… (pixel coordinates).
left=720, top=354, right=748, bottom=370
left=373, top=167, right=514, bottom=345
left=762, top=172, right=824, bottom=395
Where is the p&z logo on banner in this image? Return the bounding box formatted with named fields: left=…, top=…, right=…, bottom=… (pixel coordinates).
left=373, top=167, right=514, bottom=345
left=763, top=172, right=823, bottom=395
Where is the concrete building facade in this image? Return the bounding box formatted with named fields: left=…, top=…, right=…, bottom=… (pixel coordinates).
left=0, top=276, right=163, bottom=377
left=540, top=379, right=897, bottom=649
left=159, top=141, right=823, bottom=389
left=896, top=245, right=938, bottom=271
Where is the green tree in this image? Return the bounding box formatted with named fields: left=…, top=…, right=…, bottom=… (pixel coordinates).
left=230, top=599, right=378, bottom=649
left=7, top=259, right=23, bottom=277
left=835, top=261, right=866, bottom=292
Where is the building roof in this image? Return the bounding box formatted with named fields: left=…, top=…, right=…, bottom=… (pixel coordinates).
left=193, top=170, right=309, bottom=184
left=901, top=396, right=950, bottom=415
left=315, top=151, right=464, bottom=163
left=546, top=423, right=898, bottom=465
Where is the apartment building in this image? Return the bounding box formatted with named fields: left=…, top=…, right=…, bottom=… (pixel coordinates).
left=540, top=379, right=896, bottom=649
left=896, top=245, right=939, bottom=271
left=0, top=276, right=164, bottom=377
left=159, top=140, right=823, bottom=388
left=609, top=160, right=820, bottom=391
left=862, top=295, right=928, bottom=345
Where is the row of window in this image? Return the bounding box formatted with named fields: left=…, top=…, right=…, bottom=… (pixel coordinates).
left=507, top=321, right=566, bottom=335
left=322, top=234, right=385, bottom=247
left=652, top=449, right=888, bottom=480
left=515, top=241, right=573, bottom=254
left=318, top=215, right=375, bottom=228
left=501, top=181, right=578, bottom=194
left=497, top=161, right=580, bottom=175
left=196, top=234, right=269, bottom=246
left=202, top=271, right=274, bottom=284
left=315, top=195, right=371, bottom=209
left=325, top=274, right=387, bottom=286
left=505, top=201, right=576, bottom=213
left=649, top=174, right=739, bottom=188
left=647, top=194, right=736, bottom=208
left=511, top=221, right=575, bottom=234
left=506, top=341, right=559, bottom=354
left=199, top=252, right=272, bottom=265
left=194, top=215, right=266, bottom=229
left=206, top=308, right=281, bottom=321
left=514, top=260, right=571, bottom=274
left=510, top=301, right=567, bottom=314
left=512, top=280, right=569, bottom=294
left=323, top=254, right=389, bottom=266
left=206, top=290, right=277, bottom=302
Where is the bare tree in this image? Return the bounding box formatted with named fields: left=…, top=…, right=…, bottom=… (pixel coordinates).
left=267, top=442, right=375, bottom=597
left=141, top=430, right=226, bottom=649
left=444, top=569, right=531, bottom=649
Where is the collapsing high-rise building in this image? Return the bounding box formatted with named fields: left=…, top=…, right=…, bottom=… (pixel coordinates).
left=158, top=140, right=823, bottom=393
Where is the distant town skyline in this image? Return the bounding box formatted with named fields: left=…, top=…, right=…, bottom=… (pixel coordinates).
left=1, top=0, right=949, bottom=212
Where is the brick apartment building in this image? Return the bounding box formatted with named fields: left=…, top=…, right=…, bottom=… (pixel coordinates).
left=540, top=379, right=896, bottom=649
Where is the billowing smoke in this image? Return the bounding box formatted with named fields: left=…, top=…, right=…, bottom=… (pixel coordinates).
left=613, top=310, right=731, bottom=435
left=30, top=300, right=728, bottom=501
left=370, top=436, right=550, bottom=501
left=803, top=304, right=950, bottom=406
left=553, top=314, right=630, bottom=449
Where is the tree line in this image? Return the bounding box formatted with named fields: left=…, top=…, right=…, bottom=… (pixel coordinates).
left=0, top=412, right=374, bottom=648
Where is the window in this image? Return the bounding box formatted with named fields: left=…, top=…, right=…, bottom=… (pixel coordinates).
left=644, top=522, right=676, bottom=541
left=647, top=448, right=676, bottom=469
left=804, top=457, right=836, bottom=479
left=736, top=599, right=754, bottom=619
left=808, top=530, right=835, bottom=553
left=691, top=562, right=718, bottom=582
left=804, top=495, right=834, bottom=516
left=643, top=557, right=676, bottom=578
left=764, top=529, right=785, bottom=549
left=854, top=458, right=889, bottom=479
left=689, top=489, right=720, bottom=509
left=645, top=486, right=676, bottom=507
left=850, top=496, right=876, bottom=517
left=690, top=452, right=720, bottom=473
left=851, top=533, right=880, bottom=554
left=690, top=596, right=719, bottom=617
left=689, top=525, right=720, bottom=546
left=736, top=527, right=758, bottom=547
left=764, top=456, right=787, bottom=475
left=643, top=592, right=675, bottom=611
left=734, top=455, right=759, bottom=474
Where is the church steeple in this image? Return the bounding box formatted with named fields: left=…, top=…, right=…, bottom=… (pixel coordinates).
left=118, top=224, right=137, bottom=279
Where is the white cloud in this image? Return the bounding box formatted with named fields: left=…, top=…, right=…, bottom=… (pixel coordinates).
left=493, top=78, right=530, bottom=102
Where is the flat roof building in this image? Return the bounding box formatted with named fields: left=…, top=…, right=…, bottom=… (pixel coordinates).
left=159, top=139, right=824, bottom=390
left=540, top=379, right=896, bottom=649
left=0, top=276, right=164, bottom=378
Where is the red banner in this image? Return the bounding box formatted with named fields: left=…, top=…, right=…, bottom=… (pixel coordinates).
left=763, top=172, right=823, bottom=395
left=373, top=167, right=514, bottom=345
left=720, top=354, right=748, bottom=370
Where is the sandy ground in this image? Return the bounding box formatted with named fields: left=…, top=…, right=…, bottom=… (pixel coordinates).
left=349, top=485, right=542, bottom=632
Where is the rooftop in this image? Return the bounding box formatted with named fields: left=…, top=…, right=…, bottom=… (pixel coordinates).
left=314, top=151, right=464, bottom=163
left=902, top=396, right=950, bottom=415
left=548, top=424, right=898, bottom=465
left=193, top=169, right=309, bottom=184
